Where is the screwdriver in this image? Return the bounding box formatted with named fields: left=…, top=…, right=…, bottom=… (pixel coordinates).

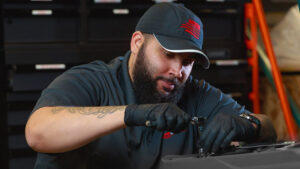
left=145, top=116, right=206, bottom=157
left=190, top=116, right=206, bottom=157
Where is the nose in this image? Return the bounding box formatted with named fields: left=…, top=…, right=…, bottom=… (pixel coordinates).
left=168, top=57, right=183, bottom=79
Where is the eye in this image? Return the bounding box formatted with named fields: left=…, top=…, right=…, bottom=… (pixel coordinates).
left=164, top=51, right=174, bottom=58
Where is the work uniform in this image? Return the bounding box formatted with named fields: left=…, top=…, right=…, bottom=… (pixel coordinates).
left=32, top=51, right=250, bottom=169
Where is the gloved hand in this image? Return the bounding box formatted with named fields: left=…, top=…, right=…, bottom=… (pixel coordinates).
left=199, top=112, right=256, bottom=154
left=124, top=103, right=190, bottom=132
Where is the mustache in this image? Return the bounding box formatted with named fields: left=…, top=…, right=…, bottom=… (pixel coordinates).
left=156, top=76, right=181, bottom=87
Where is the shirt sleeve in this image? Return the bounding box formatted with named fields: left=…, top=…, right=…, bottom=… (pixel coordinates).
left=186, top=79, right=252, bottom=122
left=32, top=66, right=103, bottom=112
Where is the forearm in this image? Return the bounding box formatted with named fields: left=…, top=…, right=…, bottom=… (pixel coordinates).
left=25, top=106, right=126, bottom=153
left=251, top=113, right=277, bottom=142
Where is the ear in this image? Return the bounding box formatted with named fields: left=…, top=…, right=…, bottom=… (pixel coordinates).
left=130, top=31, right=144, bottom=55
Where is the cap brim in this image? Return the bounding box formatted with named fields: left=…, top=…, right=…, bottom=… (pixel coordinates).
left=154, top=34, right=210, bottom=69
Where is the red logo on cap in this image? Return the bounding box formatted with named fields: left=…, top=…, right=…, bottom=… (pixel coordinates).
left=180, top=19, right=200, bottom=39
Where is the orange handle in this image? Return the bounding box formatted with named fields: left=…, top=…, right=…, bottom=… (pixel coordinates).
left=253, top=0, right=298, bottom=140
left=245, top=3, right=260, bottom=114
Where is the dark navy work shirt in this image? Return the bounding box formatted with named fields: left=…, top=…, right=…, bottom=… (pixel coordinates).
left=32, top=51, right=250, bottom=169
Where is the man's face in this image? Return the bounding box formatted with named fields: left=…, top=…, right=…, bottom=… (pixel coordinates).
left=132, top=35, right=195, bottom=104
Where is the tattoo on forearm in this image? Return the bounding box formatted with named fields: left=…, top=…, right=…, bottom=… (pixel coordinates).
left=51, top=106, right=124, bottom=119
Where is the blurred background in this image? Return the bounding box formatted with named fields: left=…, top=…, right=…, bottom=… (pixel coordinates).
left=0, top=0, right=299, bottom=169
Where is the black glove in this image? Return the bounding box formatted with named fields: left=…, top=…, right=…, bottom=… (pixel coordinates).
left=199, top=112, right=256, bottom=154
left=124, top=103, right=190, bottom=132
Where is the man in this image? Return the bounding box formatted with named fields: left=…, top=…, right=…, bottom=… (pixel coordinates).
left=25, top=2, right=277, bottom=169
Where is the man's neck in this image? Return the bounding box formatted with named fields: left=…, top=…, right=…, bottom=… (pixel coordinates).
left=128, top=52, right=136, bottom=83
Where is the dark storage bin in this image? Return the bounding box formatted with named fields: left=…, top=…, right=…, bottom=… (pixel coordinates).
left=9, top=71, right=63, bottom=92
left=4, top=10, right=79, bottom=43
left=4, top=2, right=79, bottom=43
left=87, top=3, right=151, bottom=42
left=9, top=157, right=36, bottom=169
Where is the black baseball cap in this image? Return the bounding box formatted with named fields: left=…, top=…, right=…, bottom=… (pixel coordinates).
left=135, top=3, right=210, bottom=69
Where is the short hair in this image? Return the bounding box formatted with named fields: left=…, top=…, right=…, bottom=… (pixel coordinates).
left=141, top=33, right=153, bottom=45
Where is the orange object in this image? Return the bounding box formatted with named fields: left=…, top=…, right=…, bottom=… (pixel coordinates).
left=244, top=3, right=260, bottom=114
left=253, top=0, right=297, bottom=140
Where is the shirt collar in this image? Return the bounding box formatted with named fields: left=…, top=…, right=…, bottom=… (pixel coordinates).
left=120, top=50, right=136, bottom=104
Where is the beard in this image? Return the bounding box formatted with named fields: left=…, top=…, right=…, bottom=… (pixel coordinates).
left=132, top=44, right=185, bottom=104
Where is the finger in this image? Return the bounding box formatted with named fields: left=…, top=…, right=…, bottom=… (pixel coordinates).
left=211, top=129, right=227, bottom=153
left=165, top=114, right=177, bottom=131
left=184, top=113, right=191, bottom=126
left=156, top=114, right=166, bottom=131
left=200, top=128, right=218, bottom=154
left=175, top=112, right=190, bottom=131
left=198, top=122, right=212, bottom=146
left=198, top=127, right=209, bottom=146
left=173, top=113, right=189, bottom=133
left=220, top=129, right=236, bottom=148
left=173, top=115, right=183, bottom=133
left=198, top=120, right=214, bottom=144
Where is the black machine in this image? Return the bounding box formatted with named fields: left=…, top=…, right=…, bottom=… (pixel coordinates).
left=160, top=141, right=300, bottom=169
left=160, top=116, right=300, bottom=169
